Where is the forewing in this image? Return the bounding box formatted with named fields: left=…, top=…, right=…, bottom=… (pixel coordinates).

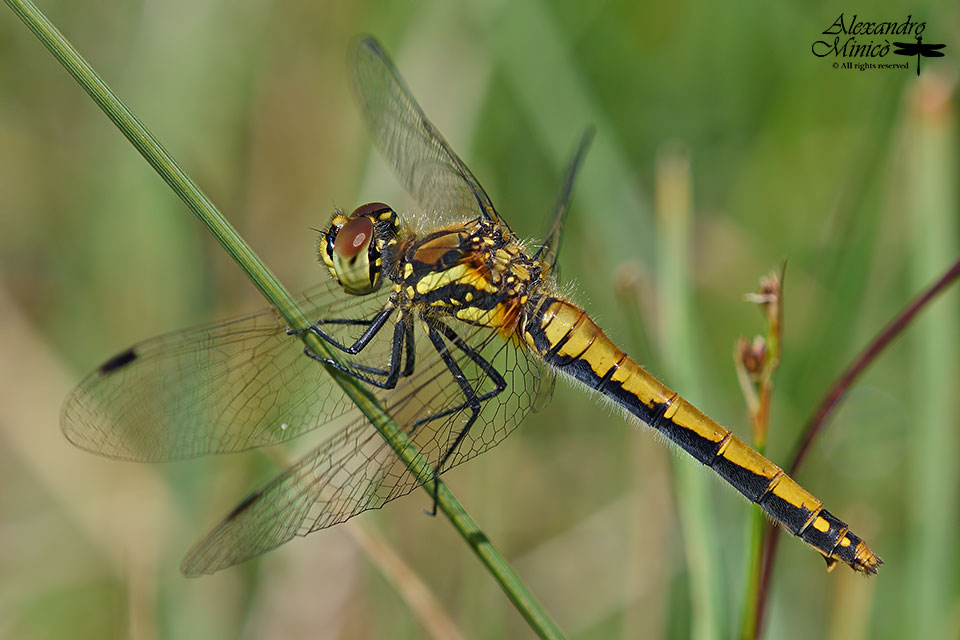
left=61, top=280, right=397, bottom=462
left=181, top=320, right=549, bottom=575
left=352, top=37, right=508, bottom=232
left=533, top=128, right=594, bottom=274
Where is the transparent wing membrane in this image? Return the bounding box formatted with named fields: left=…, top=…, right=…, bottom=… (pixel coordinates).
left=352, top=37, right=508, bottom=232
left=63, top=35, right=567, bottom=576
left=62, top=281, right=394, bottom=461
left=534, top=127, right=594, bottom=274
left=179, top=319, right=549, bottom=575
left=64, top=277, right=550, bottom=575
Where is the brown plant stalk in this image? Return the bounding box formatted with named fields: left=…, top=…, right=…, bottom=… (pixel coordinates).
left=754, top=254, right=960, bottom=636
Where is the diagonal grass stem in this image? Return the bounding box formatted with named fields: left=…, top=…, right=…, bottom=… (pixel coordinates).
left=3, top=0, right=564, bottom=636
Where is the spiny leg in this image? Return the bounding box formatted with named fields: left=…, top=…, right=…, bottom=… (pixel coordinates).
left=290, top=303, right=395, bottom=355
left=420, top=319, right=507, bottom=514
left=303, top=312, right=413, bottom=389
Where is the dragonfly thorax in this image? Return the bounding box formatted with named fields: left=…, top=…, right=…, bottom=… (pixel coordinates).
left=319, top=202, right=402, bottom=295
left=402, top=217, right=543, bottom=335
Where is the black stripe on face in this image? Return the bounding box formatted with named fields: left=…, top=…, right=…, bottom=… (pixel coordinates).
left=710, top=453, right=773, bottom=502
left=799, top=509, right=847, bottom=554
left=759, top=490, right=816, bottom=534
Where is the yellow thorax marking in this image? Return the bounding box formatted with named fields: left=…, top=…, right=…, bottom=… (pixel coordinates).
left=456, top=303, right=517, bottom=333
left=415, top=263, right=498, bottom=296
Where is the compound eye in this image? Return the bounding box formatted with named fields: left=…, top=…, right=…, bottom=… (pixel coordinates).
left=331, top=215, right=380, bottom=295
left=334, top=215, right=373, bottom=259
left=351, top=202, right=391, bottom=218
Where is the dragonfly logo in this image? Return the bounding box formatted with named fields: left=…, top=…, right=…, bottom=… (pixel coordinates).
left=893, top=37, right=946, bottom=76
left=812, top=13, right=946, bottom=74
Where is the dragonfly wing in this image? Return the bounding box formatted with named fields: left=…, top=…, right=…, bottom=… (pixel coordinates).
left=61, top=280, right=399, bottom=461
left=352, top=37, right=507, bottom=232
left=531, top=366, right=557, bottom=413
left=533, top=128, right=594, bottom=275
left=181, top=319, right=551, bottom=575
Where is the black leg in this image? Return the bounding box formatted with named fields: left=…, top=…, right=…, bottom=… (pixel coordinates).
left=402, top=316, right=416, bottom=377
left=418, top=319, right=507, bottom=514
left=299, top=305, right=396, bottom=355
left=303, top=314, right=413, bottom=389
left=412, top=323, right=506, bottom=431
left=287, top=317, right=375, bottom=332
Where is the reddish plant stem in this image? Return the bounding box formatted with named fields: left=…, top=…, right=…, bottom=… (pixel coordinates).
left=754, top=254, right=960, bottom=637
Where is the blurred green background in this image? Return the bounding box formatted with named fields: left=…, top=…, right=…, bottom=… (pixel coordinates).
left=1, top=0, right=958, bottom=638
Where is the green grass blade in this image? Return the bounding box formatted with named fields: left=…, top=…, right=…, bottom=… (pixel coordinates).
left=654, top=144, right=726, bottom=639
left=904, top=76, right=959, bottom=640
left=3, top=0, right=564, bottom=636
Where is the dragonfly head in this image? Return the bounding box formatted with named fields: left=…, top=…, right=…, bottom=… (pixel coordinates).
left=319, top=202, right=398, bottom=295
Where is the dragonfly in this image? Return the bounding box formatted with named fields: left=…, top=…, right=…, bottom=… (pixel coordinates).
left=893, top=36, right=946, bottom=76
left=62, top=36, right=881, bottom=577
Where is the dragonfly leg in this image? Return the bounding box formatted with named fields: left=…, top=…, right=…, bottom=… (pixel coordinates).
left=303, top=314, right=412, bottom=389
left=293, top=304, right=396, bottom=354
left=412, top=324, right=507, bottom=430
left=315, top=319, right=413, bottom=378
left=419, top=320, right=507, bottom=514
left=287, top=317, right=374, bottom=332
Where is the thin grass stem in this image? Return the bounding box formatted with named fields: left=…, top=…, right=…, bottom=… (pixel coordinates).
left=4, top=0, right=564, bottom=636
left=654, top=143, right=725, bottom=639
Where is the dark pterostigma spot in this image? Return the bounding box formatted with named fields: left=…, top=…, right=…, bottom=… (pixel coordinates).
left=226, top=490, right=262, bottom=521
left=99, top=348, right=138, bottom=374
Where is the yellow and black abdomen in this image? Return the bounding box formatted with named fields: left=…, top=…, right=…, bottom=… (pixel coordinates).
left=522, top=295, right=881, bottom=574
